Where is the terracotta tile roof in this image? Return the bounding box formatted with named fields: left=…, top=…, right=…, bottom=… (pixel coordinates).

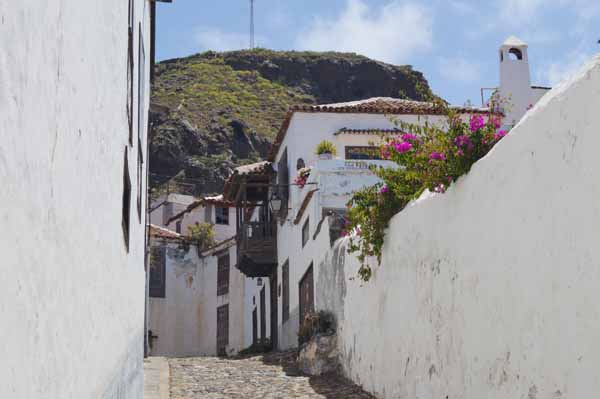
left=290, top=97, right=490, bottom=114
left=223, top=161, right=275, bottom=201
left=233, top=161, right=273, bottom=176
left=149, top=224, right=183, bottom=240
left=267, top=97, right=496, bottom=161
left=198, top=236, right=236, bottom=258
left=333, top=128, right=401, bottom=136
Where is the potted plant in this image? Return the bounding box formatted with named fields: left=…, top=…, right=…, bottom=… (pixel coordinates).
left=316, top=140, right=337, bottom=160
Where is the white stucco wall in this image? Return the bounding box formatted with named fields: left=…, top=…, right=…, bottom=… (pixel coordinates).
left=150, top=194, right=236, bottom=241
left=0, top=1, right=150, bottom=398
left=274, top=112, right=456, bottom=350
left=149, top=239, right=251, bottom=357
left=316, top=56, right=600, bottom=398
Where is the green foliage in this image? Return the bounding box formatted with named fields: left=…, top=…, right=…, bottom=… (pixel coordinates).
left=188, top=222, right=216, bottom=251
left=315, top=140, right=337, bottom=156
left=153, top=55, right=314, bottom=141
left=346, top=106, right=508, bottom=281
left=298, top=310, right=336, bottom=346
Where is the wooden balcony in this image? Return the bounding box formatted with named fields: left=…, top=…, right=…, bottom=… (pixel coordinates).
left=236, top=221, right=277, bottom=277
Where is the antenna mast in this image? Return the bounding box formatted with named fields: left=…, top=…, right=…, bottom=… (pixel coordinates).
left=250, top=0, right=255, bottom=49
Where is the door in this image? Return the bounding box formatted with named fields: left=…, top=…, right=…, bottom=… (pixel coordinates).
left=270, top=267, right=279, bottom=350
left=259, top=287, right=266, bottom=342
left=216, top=304, right=229, bottom=356
left=299, top=264, right=314, bottom=325
left=252, top=308, right=258, bottom=345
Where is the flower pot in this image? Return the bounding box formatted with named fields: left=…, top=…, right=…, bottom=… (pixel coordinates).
left=318, top=153, right=333, bottom=160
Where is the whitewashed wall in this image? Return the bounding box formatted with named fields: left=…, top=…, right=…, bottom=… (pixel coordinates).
left=149, top=239, right=254, bottom=357
left=0, top=1, right=150, bottom=398
left=316, top=56, right=600, bottom=398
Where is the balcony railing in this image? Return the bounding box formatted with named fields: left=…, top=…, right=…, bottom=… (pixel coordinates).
left=236, top=220, right=277, bottom=277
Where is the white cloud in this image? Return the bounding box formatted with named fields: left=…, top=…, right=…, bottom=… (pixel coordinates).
left=437, top=57, right=482, bottom=83
left=295, top=0, right=433, bottom=64
left=538, top=51, right=593, bottom=86
left=196, top=28, right=267, bottom=52
left=499, top=0, right=545, bottom=23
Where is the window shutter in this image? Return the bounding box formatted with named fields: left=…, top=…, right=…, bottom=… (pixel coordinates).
left=149, top=246, right=166, bottom=298
left=217, top=252, right=230, bottom=296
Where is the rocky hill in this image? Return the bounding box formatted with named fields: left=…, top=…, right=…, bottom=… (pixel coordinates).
left=150, top=49, right=437, bottom=196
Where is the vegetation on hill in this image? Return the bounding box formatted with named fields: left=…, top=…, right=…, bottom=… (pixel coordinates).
left=150, top=49, right=438, bottom=196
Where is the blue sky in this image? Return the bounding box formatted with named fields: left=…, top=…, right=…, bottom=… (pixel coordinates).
left=156, top=0, right=599, bottom=106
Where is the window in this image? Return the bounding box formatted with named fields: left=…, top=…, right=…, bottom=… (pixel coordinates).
left=175, top=220, right=182, bottom=234
left=217, top=252, right=230, bottom=296
left=126, top=0, right=134, bottom=145
left=149, top=246, right=166, bottom=298
left=282, top=260, right=290, bottom=323
left=508, top=48, right=523, bottom=60
left=345, top=146, right=381, bottom=160
left=302, top=218, right=309, bottom=247
left=122, top=149, right=132, bottom=251
left=277, top=148, right=289, bottom=220
left=216, top=207, right=229, bottom=225
left=137, top=139, right=143, bottom=221
left=137, top=24, right=146, bottom=144
left=204, top=205, right=212, bottom=223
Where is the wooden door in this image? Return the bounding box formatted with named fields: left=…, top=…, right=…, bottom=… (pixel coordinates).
left=216, top=304, right=229, bottom=356
left=299, top=264, right=314, bottom=325
left=259, top=287, right=266, bottom=341
left=270, top=268, right=278, bottom=350
left=252, top=308, right=258, bottom=345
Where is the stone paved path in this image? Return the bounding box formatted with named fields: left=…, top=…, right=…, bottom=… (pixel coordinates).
left=144, top=357, right=170, bottom=399
left=169, top=351, right=375, bottom=399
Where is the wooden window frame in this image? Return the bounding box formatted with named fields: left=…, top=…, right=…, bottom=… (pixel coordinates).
left=149, top=246, right=166, bottom=298
left=217, top=252, right=230, bottom=296
left=345, top=146, right=382, bottom=160
left=277, top=148, right=289, bottom=221
left=215, top=207, right=229, bottom=225
left=282, top=260, right=290, bottom=323
left=302, top=217, right=309, bottom=248
left=137, top=138, right=143, bottom=222
left=122, top=149, right=132, bottom=251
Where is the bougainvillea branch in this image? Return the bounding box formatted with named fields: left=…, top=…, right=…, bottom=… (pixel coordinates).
left=346, top=106, right=509, bottom=282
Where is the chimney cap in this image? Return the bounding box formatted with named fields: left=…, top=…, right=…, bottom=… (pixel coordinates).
left=501, top=36, right=528, bottom=48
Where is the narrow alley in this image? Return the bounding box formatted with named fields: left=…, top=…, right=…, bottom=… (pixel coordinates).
left=145, top=351, right=374, bottom=399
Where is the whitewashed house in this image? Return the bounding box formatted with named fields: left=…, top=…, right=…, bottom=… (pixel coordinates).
left=498, top=36, right=551, bottom=127
left=265, top=98, right=500, bottom=350
left=223, top=37, right=548, bottom=351
left=0, top=1, right=163, bottom=397
left=147, top=194, right=270, bottom=356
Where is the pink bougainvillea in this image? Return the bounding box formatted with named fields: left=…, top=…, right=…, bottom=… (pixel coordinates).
left=346, top=106, right=509, bottom=282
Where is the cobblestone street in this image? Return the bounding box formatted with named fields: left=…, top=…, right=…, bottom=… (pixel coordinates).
left=168, top=351, right=374, bottom=399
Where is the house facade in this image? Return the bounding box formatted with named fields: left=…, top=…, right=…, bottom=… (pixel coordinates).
left=222, top=36, right=550, bottom=351
left=147, top=194, right=270, bottom=356
left=0, top=1, right=160, bottom=397
left=266, top=99, right=496, bottom=350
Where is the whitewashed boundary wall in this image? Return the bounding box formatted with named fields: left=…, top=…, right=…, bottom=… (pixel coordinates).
left=0, top=1, right=151, bottom=398
left=317, top=56, right=600, bottom=398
